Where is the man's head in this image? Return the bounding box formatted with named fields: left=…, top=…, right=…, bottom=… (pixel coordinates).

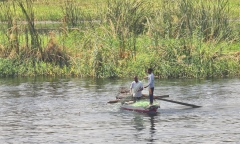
left=147, top=68, right=153, bottom=74
left=134, top=76, right=138, bottom=82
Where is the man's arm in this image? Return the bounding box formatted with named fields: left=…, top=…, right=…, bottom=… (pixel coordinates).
left=144, top=76, right=151, bottom=88
left=130, top=88, right=133, bottom=95
left=130, top=82, right=134, bottom=95
left=138, top=83, right=144, bottom=91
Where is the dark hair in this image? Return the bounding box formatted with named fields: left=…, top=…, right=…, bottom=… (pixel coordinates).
left=148, top=68, right=153, bottom=72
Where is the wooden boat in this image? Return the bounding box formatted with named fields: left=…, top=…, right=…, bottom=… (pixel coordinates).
left=120, top=100, right=160, bottom=114
left=108, top=88, right=201, bottom=109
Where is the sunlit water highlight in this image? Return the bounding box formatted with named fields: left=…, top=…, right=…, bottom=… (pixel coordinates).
left=0, top=77, right=239, bottom=143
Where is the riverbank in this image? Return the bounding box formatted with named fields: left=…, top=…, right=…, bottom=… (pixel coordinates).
left=0, top=0, right=239, bottom=78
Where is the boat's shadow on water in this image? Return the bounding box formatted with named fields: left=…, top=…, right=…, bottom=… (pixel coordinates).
left=124, top=106, right=202, bottom=143
left=142, top=113, right=160, bottom=143
left=130, top=108, right=201, bottom=143
left=128, top=111, right=159, bottom=143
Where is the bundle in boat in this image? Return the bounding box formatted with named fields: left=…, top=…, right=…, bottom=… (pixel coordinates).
left=120, top=99, right=160, bottom=113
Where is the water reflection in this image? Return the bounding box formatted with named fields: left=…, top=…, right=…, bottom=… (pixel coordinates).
left=132, top=114, right=144, bottom=131
left=131, top=113, right=159, bottom=144
left=147, top=115, right=157, bottom=143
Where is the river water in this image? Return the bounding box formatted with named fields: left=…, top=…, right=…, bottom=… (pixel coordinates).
left=0, top=77, right=239, bottom=144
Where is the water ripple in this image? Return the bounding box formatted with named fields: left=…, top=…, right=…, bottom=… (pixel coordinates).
left=0, top=77, right=240, bottom=143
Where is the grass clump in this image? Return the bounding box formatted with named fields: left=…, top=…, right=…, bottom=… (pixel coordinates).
left=0, top=0, right=239, bottom=78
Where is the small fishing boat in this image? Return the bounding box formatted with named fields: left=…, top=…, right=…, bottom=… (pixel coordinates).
left=120, top=100, right=160, bottom=114
left=109, top=88, right=201, bottom=111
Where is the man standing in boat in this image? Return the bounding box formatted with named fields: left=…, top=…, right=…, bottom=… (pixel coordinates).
left=130, top=76, right=143, bottom=102
left=144, top=68, right=154, bottom=106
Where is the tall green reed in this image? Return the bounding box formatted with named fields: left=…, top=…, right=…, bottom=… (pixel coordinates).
left=103, top=0, right=152, bottom=59
left=0, top=1, right=19, bottom=57
left=147, top=0, right=234, bottom=41
left=18, top=0, right=42, bottom=51
left=0, top=0, right=239, bottom=78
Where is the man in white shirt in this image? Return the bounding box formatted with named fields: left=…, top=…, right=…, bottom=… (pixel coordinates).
left=144, top=68, right=154, bottom=105
left=130, top=76, right=143, bottom=101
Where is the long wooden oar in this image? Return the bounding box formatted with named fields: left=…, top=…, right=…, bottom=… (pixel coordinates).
left=107, top=95, right=169, bottom=104
left=107, top=99, right=121, bottom=104
left=155, top=98, right=201, bottom=108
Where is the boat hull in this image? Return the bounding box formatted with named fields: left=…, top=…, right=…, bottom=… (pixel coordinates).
left=121, top=105, right=158, bottom=114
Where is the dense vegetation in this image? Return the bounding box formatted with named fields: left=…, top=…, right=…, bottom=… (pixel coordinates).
left=0, top=0, right=239, bottom=78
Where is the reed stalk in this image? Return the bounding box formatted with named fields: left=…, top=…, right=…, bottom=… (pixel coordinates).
left=0, top=1, right=19, bottom=57
left=104, top=0, right=152, bottom=59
